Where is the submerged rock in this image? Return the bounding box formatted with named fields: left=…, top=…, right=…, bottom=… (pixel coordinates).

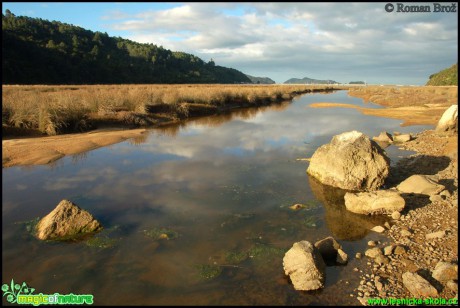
left=283, top=241, right=326, bottom=291
left=314, top=236, right=342, bottom=263
left=35, top=199, right=102, bottom=240
left=373, top=131, right=393, bottom=143
left=397, top=175, right=445, bottom=195
left=436, top=105, right=458, bottom=133
left=344, top=190, right=405, bottom=215
left=393, top=134, right=412, bottom=143
left=307, top=131, right=390, bottom=191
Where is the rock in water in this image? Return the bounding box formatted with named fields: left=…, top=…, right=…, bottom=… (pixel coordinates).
left=436, top=105, right=458, bottom=133
left=373, top=131, right=393, bottom=143
left=283, top=241, right=326, bottom=291
left=35, top=199, right=102, bottom=240
left=344, top=190, right=405, bottom=215
left=307, top=131, right=390, bottom=191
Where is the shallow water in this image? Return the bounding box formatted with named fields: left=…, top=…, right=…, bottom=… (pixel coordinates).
left=2, top=90, right=432, bottom=305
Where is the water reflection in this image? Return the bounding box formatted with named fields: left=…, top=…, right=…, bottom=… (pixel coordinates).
left=308, top=175, right=388, bottom=241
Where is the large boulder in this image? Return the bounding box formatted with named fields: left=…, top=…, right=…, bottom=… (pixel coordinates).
left=397, top=175, right=445, bottom=195
left=307, top=131, right=390, bottom=191
left=35, top=199, right=103, bottom=240
left=283, top=241, right=326, bottom=291
left=432, top=261, right=458, bottom=282
left=436, top=105, right=458, bottom=133
left=344, top=190, right=405, bottom=215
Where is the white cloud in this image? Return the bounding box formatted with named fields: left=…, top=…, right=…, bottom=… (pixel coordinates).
left=102, top=2, right=458, bottom=84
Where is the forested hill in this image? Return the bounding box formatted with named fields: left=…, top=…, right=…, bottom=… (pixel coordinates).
left=2, top=10, right=251, bottom=84
left=426, top=63, right=458, bottom=86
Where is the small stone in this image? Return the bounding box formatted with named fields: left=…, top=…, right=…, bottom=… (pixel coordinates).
left=336, top=248, right=348, bottom=265
left=432, top=261, right=458, bottom=282
left=375, top=255, right=390, bottom=265
left=429, top=195, right=443, bottom=203
left=383, top=245, right=394, bottom=256
left=371, top=225, right=385, bottom=233
left=426, top=231, right=446, bottom=240
left=356, top=252, right=362, bottom=259
left=353, top=267, right=359, bottom=272
left=401, top=229, right=412, bottom=237
left=365, top=247, right=383, bottom=259
left=368, top=241, right=377, bottom=247
left=384, top=222, right=391, bottom=230
left=393, top=245, right=406, bottom=255
left=446, top=280, right=458, bottom=293
left=391, top=211, right=401, bottom=220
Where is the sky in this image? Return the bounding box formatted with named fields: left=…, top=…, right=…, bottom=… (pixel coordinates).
left=2, top=2, right=458, bottom=84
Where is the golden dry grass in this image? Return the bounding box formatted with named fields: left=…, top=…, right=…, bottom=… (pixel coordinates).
left=2, top=84, right=347, bottom=136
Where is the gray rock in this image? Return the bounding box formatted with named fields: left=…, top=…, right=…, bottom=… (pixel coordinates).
left=314, top=236, right=342, bottom=262
left=344, top=190, right=405, bottom=215
left=307, top=131, right=390, bottom=191
left=435, top=105, right=458, bottom=133
left=402, top=272, right=438, bottom=297
left=35, top=199, right=102, bottom=240
left=283, top=241, right=326, bottom=291
left=426, top=231, right=446, bottom=240
left=397, top=175, right=445, bottom=195
left=432, top=261, right=458, bottom=282
left=365, top=247, right=383, bottom=259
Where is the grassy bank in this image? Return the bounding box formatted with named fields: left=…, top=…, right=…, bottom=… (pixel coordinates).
left=2, top=84, right=348, bottom=137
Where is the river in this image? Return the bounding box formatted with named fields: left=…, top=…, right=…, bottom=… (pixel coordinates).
left=2, top=90, right=432, bottom=305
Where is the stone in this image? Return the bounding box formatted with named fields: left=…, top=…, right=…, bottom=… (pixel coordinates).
left=307, top=131, right=390, bottom=191
left=336, top=248, right=348, bottom=265
left=429, top=195, right=444, bottom=203
left=393, top=245, right=406, bottom=255
left=446, top=280, right=458, bottom=293
left=432, top=261, right=458, bottom=282
left=35, top=199, right=102, bottom=240
left=391, top=211, right=401, bottom=220
left=435, top=105, right=458, bottom=133
left=383, top=245, right=394, bottom=256
left=356, top=252, right=362, bottom=259
left=393, top=134, right=412, bottom=143
left=371, top=225, right=385, bottom=233
left=397, top=175, right=445, bottom=195
left=344, top=190, right=405, bottom=215
left=375, top=255, right=389, bottom=265
left=401, top=229, right=412, bottom=237
left=365, top=247, right=382, bottom=259
left=402, top=272, right=438, bottom=297
left=368, top=241, right=377, bottom=247
left=314, top=236, right=342, bottom=262
left=283, top=241, right=326, bottom=291
left=426, top=231, right=446, bottom=240
left=440, top=190, right=451, bottom=198
left=373, top=131, right=393, bottom=143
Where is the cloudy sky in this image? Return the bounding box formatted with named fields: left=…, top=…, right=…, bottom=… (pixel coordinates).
left=3, top=2, right=458, bottom=84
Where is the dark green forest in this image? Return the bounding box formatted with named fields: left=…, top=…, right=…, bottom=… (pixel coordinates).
left=2, top=10, right=251, bottom=84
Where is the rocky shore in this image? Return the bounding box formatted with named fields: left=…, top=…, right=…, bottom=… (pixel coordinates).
left=353, top=129, right=458, bottom=305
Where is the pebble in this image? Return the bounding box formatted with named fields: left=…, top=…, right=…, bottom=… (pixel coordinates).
left=384, top=245, right=394, bottom=256
left=371, top=225, right=385, bottom=233
left=391, top=211, right=401, bottom=220
left=426, top=230, right=446, bottom=240
left=355, top=252, right=362, bottom=259
left=368, top=241, right=377, bottom=247
left=401, top=229, right=412, bottom=237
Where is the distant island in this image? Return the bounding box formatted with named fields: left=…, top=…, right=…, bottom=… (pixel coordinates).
left=426, top=63, right=458, bottom=86
left=284, top=77, right=339, bottom=84
left=245, top=74, right=276, bottom=84
left=349, top=81, right=365, bottom=85
left=2, top=10, right=250, bottom=84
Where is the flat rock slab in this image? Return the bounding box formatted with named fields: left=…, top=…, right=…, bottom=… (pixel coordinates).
left=402, top=272, right=438, bottom=297
left=344, top=190, right=405, bottom=215
left=397, top=175, right=445, bottom=195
